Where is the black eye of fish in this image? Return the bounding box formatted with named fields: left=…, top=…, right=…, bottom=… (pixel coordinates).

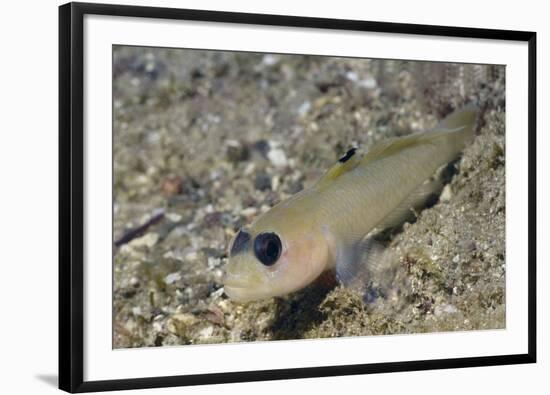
left=254, top=232, right=282, bottom=266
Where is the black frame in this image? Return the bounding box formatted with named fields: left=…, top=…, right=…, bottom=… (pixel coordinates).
left=59, top=2, right=537, bottom=393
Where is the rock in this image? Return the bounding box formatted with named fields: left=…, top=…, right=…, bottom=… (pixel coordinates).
left=201, top=247, right=223, bottom=258
left=360, top=77, right=377, bottom=89
left=164, top=272, right=181, bottom=285
left=161, top=175, right=183, bottom=196
left=203, top=212, right=223, bottom=227
left=130, top=277, right=140, bottom=288
left=345, top=71, right=358, bottom=82
left=297, top=101, right=311, bottom=116
left=440, top=184, right=453, bottom=202
left=241, top=207, right=258, bottom=218
left=132, top=306, right=142, bottom=316
left=198, top=326, right=214, bottom=339
left=185, top=251, right=199, bottom=261
left=253, top=140, right=270, bottom=157
left=254, top=172, right=272, bottom=191
left=207, top=257, right=221, bottom=270
left=165, top=212, right=182, bottom=222
left=226, top=139, right=250, bottom=162
left=243, top=162, right=256, bottom=176
left=167, top=313, right=198, bottom=337
left=210, top=288, right=225, bottom=300
left=267, top=147, right=288, bottom=168
left=162, top=250, right=183, bottom=261
left=129, top=232, right=159, bottom=249
left=434, top=304, right=458, bottom=317
left=262, top=54, right=278, bottom=66
left=286, top=180, right=303, bottom=194
left=271, top=175, right=280, bottom=191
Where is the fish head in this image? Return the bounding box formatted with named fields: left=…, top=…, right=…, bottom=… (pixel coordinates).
left=223, top=201, right=329, bottom=302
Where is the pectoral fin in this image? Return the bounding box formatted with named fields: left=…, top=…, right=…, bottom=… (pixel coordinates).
left=335, top=236, right=385, bottom=289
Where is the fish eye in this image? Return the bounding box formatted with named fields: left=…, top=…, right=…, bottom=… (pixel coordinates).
left=253, top=232, right=282, bottom=266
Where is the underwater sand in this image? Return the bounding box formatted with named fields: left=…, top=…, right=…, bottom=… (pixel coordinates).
left=112, top=47, right=505, bottom=348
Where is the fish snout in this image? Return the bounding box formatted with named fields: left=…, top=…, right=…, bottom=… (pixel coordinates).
left=221, top=266, right=250, bottom=288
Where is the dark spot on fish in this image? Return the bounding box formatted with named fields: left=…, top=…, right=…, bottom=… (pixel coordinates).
left=338, top=147, right=357, bottom=163
left=254, top=232, right=282, bottom=266
left=230, top=229, right=251, bottom=256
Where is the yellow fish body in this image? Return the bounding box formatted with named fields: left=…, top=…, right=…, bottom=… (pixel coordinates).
left=223, top=107, right=478, bottom=302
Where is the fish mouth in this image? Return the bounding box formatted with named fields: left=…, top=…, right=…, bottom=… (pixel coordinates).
left=223, top=284, right=265, bottom=303
left=221, top=271, right=251, bottom=289
left=222, top=271, right=264, bottom=302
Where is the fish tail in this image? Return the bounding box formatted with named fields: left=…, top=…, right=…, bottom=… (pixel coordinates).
left=438, top=104, right=478, bottom=130
left=427, top=104, right=479, bottom=161
left=436, top=104, right=478, bottom=142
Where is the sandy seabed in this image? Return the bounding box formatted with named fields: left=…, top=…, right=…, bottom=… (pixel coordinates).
left=112, top=46, right=505, bottom=348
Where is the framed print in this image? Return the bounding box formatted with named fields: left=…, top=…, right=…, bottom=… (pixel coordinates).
left=59, top=2, right=537, bottom=392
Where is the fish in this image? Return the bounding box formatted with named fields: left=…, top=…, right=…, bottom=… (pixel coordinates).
left=223, top=106, right=478, bottom=302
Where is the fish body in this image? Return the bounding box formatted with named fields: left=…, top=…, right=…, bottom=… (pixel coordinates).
left=223, top=107, right=478, bottom=302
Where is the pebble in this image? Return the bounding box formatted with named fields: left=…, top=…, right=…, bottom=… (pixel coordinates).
left=198, top=326, right=214, bottom=339
left=213, top=269, right=224, bottom=282
left=129, top=232, right=159, bottom=249
left=203, top=212, right=223, bottom=227
left=167, top=313, right=198, bottom=336
left=271, top=175, right=280, bottom=191
left=440, top=184, right=453, bottom=202
left=164, top=272, right=181, bottom=285
left=210, top=288, right=225, bottom=300
left=163, top=250, right=182, bottom=261
left=262, top=54, right=278, bottom=66
left=161, top=175, right=182, bottom=196
left=434, top=304, right=458, bottom=317
left=226, top=139, right=250, bottom=162
left=286, top=180, right=303, bottom=194
left=241, top=207, right=258, bottom=217
left=243, top=162, right=256, bottom=176
left=360, top=77, right=377, bottom=89
left=217, top=299, right=231, bottom=313
left=254, top=172, right=272, bottom=191
left=267, top=147, right=288, bottom=168
left=253, top=140, right=270, bottom=157
left=297, top=101, right=311, bottom=116
left=165, top=212, right=182, bottom=222
left=345, top=71, right=358, bottom=82
left=207, top=257, right=221, bottom=270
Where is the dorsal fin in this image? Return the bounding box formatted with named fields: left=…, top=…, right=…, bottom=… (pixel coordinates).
left=361, top=106, right=478, bottom=167
left=314, top=106, right=477, bottom=190
left=361, top=132, right=437, bottom=164
left=315, top=148, right=361, bottom=189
